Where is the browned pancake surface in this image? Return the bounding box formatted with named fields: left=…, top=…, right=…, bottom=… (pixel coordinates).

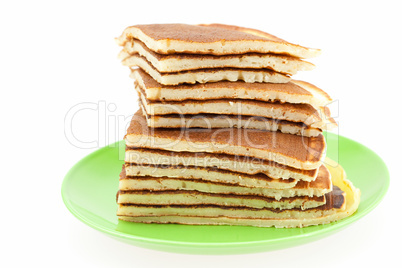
left=129, top=38, right=300, bottom=62
left=121, top=164, right=330, bottom=190
left=138, top=84, right=319, bottom=118
left=131, top=24, right=274, bottom=43
left=135, top=68, right=311, bottom=96
left=117, top=186, right=344, bottom=211
left=125, top=147, right=318, bottom=179
left=125, top=111, right=326, bottom=166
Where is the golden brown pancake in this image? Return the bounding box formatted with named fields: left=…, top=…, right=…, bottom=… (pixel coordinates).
left=117, top=189, right=326, bottom=210
left=125, top=110, right=326, bottom=170
left=125, top=147, right=319, bottom=182
left=116, top=23, right=321, bottom=58
left=118, top=185, right=343, bottom=220
left=142, top=110, right=322, bottom=137
left=121, top=164, right=332, bottom=198
left=124, top=162, right=297, bottom=189
left=128, top=55, right=290, bottom=85
left=136, top=83, right=337, bottom=131
left=117, top=196, right=340, bottom=224
left=132, top=68, right=332, bottom=109
left=119, top=38, right=315, bottom=74
left=117, top=159, right=360, bottom=228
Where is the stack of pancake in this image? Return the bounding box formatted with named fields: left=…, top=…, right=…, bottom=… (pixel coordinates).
left=115, top=24, right=360, bottom=228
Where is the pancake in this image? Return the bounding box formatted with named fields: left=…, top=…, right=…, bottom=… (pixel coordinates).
left=132, top=69, right=332, bottom=108
left=117, top=189, right=326, bottom=210
left=119, top=39, right=315, bottom=74
left=125, top=110, right=326, bottom=170
left=118, top=185, right=342, bottom=219
left=118, top=159, right=360, bottom=228
left=121, top=164, right=332, bottom=199
left=128, top=55, right=290, bottom=85
left=142, top=112, right=322, bottom=137
left=136, top=84, right=337, bottom=131
left=125, top=148, right=319, bottom=181
left=125, top=163, right=297, bottom=189
left=118, top=192, right=341, bottom=220
left=116, top=23, right=321, bottom=58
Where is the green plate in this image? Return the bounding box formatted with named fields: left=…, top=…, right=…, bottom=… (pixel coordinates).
left=61, top=132, right=389, bottom=254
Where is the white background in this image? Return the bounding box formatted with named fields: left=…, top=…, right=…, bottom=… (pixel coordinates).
left=1, top=0, right=399, bottom=267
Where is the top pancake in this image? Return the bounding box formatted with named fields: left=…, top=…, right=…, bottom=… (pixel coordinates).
left=116, top=23, right=321, bottom=58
